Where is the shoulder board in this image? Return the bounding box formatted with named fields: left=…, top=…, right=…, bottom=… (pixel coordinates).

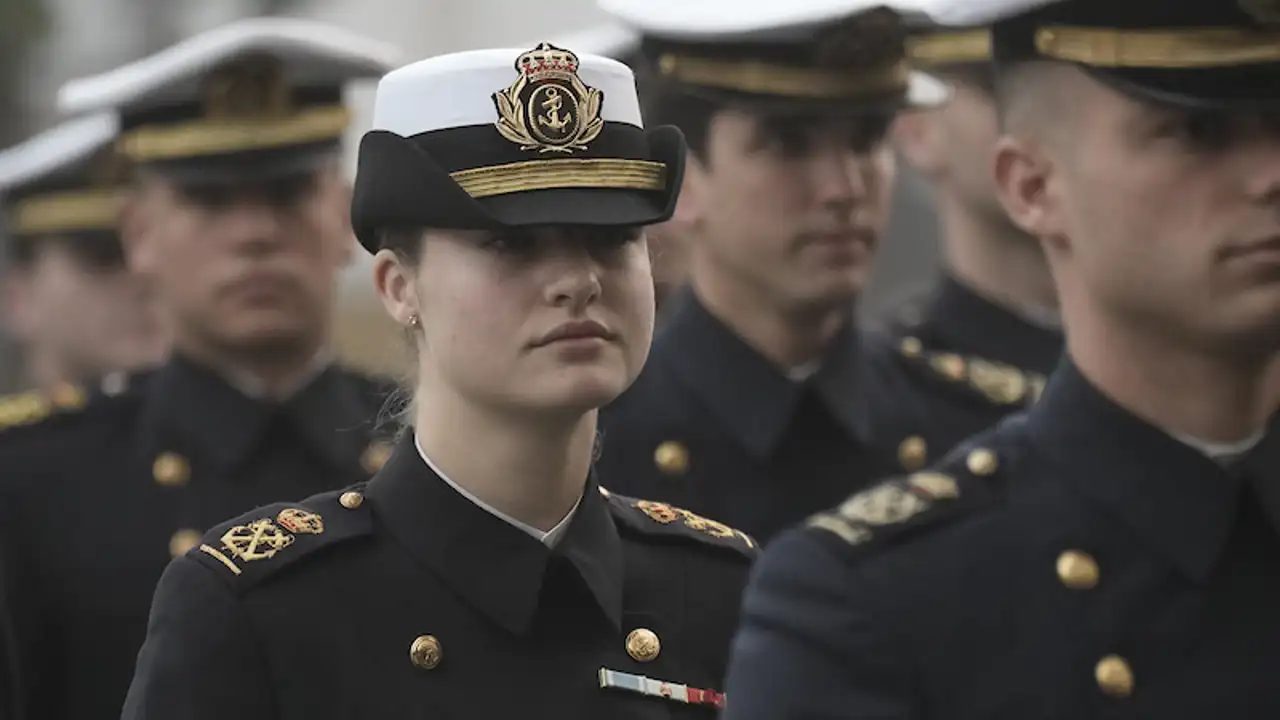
left=188, top=485, right=373, bottom=593
left=894, top=335, right=1046, bottom=408
left=804, top=442, right=1004, bottom=557
left=0, top=382, right=92, bottom=432
left=598, top=486, right=758, bottom=561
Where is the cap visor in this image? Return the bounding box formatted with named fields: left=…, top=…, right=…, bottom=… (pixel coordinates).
left=1086, top=66, right=1280, bottom=111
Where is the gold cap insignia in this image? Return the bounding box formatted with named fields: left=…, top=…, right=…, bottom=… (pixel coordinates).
left=276, top=508, right=324, bottom=535
left=204, top=54, right=291, bottom=120
left=1241, top=0, right=1280, bottom=25
left=494, top=43, right=604, bottom=154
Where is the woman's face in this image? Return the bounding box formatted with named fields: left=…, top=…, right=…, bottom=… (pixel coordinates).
left=387, top=225, right=656, bottom=416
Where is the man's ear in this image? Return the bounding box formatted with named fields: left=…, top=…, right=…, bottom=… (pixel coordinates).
left=669, top=152, right=709, bottom=236
left=118, top=190, right=158, bottom=276
left=331, top=177, right=356, bottom=268
left=992, top=135, right=1065, bottom=247
left=891, top=110, right=946, bottom=179
left=2, top=268, right=36, bottom=342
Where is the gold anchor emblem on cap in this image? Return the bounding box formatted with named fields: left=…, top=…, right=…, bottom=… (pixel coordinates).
left=494, top=43, right=604, bottom=153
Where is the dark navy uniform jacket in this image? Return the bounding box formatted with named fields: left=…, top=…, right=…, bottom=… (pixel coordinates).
left=0, top=355, right=394, bottom=720
left=597, top=291, right=925, bottom=545
left=724, top=359, right=1280, bottom=719
left=0, top=549, right=18, bottom=720
left=121, top=433, right=756, bottom=719
left=880, top=274, right=1064, bottom=465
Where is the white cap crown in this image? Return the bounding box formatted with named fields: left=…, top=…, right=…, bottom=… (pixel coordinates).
left=372, top=46, right=644, bottom=138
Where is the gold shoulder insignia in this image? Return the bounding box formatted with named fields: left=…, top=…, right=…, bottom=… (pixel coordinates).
left=806, top=470, right=960, bottom=548
left=633, top=499, right=757, bottom=549
left=600, top=489, right=757, bottom=557
left=809, top=444, right=1004, bottom=549
left=897, top=337, right=1046, bottom=406
left=190, top=489, right=374, bottom=590
left=0, top=382, right=88, bottom=431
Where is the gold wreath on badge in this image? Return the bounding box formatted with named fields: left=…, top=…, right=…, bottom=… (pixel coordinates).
left=493, top=43, right=605, bottom=153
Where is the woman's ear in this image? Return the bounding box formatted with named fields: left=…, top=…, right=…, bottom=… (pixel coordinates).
left=371, top=247, right=421, bottom=328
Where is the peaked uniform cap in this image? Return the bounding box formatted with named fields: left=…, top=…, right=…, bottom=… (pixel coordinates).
left=889, top=0, right=995, bottom=71
left=949, top=0, right=1280, bottom=109
left=350, top=44, right=686, bottom=252
left=0, top=112, right=126, bottom=239
left=56, top=17, right=402, bottom=183
left=598, top=0, right=949, bottom=113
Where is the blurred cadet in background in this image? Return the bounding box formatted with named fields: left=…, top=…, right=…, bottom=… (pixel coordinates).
left=878, top=15, right=1065, bottom=461
left=0, top=19, right=399, bottom=720
left=541, top=22, right=692, bottom=320
left=594, top=0, right=956, bottom=544
left=0, top=113, right=168, bottom=395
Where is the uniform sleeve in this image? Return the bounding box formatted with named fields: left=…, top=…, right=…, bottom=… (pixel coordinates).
left=121, top=557, right=275, bottom=720
left=722, top=528, right=919, bottom=720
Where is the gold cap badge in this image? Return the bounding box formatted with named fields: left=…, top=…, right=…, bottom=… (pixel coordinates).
left=494, top=43, right=604, bottom=154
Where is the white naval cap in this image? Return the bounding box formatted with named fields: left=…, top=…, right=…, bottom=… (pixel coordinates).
left=351, top=43, right=685, bottom=252
left=598, top=0, right=948, bottom=110
left=0, top=112, right=125, bottom=237
left=55, top=17, right=401, bottom=181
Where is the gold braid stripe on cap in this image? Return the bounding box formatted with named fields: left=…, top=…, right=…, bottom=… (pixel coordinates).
left=449, top=158, right=667, bottom=199
left=1035, top=26, right=1280, bottom=68
left=907, top=30, right=992, bottom=66
left=120, top=105, right=351, bottom=161
left=658, top=54, right=910, bottom=99
left=12, top=189, right=123, bottom=235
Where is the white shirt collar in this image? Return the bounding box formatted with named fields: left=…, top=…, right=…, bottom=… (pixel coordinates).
left=414, top=434, right=581, bottom=548
left=1169, top=427, right=1266, bottom=467
left=787, top=360, right=821, bottom=382
left=223, top=351, right=332, bottom=401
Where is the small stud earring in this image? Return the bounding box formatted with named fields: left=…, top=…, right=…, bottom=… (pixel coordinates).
left=407, top=314, right=420, bottom=328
